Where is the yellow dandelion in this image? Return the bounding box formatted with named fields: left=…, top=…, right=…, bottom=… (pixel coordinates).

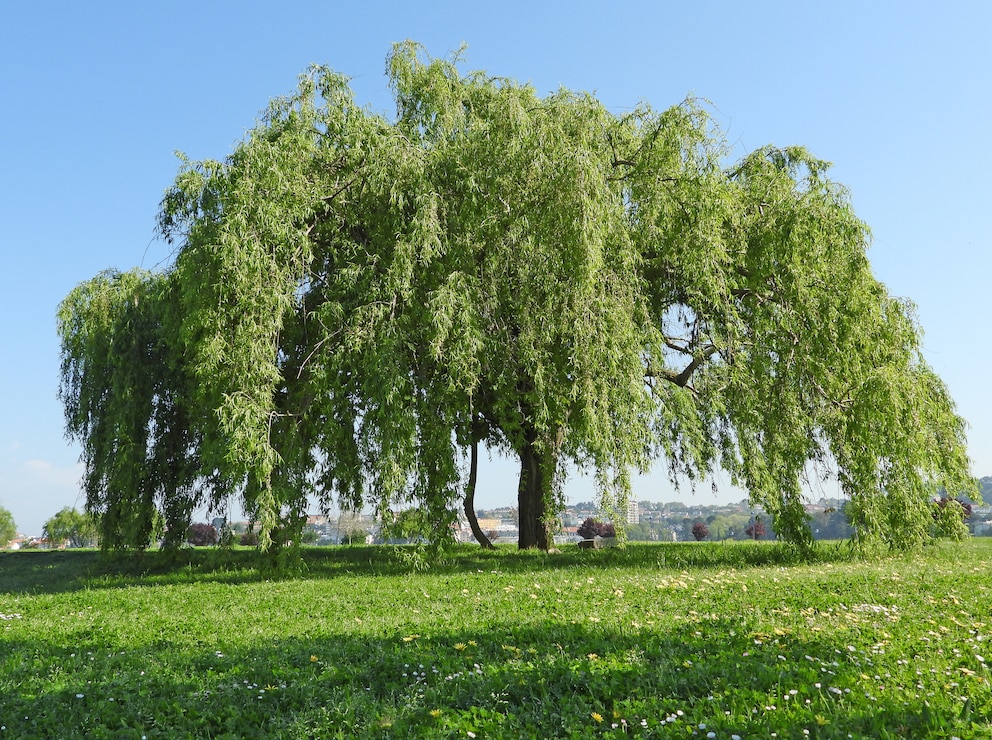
left=455, top=642, right=467, bottom=651
left=309, top=655, right=318, bottom=662
left=430, top=709, right=443, bottom=718
left=591, top=712, right=604, bottom=723
left=815, top=715, right=829, bottom=726
left=587, top=653, right=599, bottom=660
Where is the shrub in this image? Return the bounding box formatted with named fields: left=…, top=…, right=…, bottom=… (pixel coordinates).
left=577, top=517, right=616, bottom=539
left=240, top=529, right=259, bottom=547
left=745, top=517, right=766, bottom=540
left=186, top=523, right=218, bottom=547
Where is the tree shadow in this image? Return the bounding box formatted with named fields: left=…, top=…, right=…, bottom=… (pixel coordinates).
left=0, top=614, right=981, bottom=738
left=0, top=540, right=862, bottom=596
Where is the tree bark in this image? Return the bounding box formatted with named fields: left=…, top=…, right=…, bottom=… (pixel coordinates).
left=516, top=432, right=556, bottom=550
left=464, top=436, right=495, bottom=549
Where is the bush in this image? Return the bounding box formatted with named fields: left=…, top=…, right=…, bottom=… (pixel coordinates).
left=577, top=517, right=616, bottom=539
left=745, top=517, right=766, bottom=540
left=186, top=523, right=218, bottom=547
left=240, top=530, right=259, bottom=547
left=691, top=521, right=709, bottom=541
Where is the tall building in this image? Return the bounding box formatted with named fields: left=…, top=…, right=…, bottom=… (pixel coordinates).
left=627, top=499, right=640, bottom=525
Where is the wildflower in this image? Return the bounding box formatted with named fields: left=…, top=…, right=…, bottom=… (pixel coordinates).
left=591, top=712, right=604, bottom=723
left=310, top=655, right=318, bottom=662
left=455, top=643, right=467, bottom=651
left=816, top=715, right=829, bottom=725
left=430, top=709, right=442, bottom=718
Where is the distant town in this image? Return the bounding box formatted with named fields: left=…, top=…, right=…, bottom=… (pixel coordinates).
left=295, top=494, right=992, bottom=547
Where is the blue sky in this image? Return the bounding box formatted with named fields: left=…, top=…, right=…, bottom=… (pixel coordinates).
left=2, top=1, right=989, bottom=535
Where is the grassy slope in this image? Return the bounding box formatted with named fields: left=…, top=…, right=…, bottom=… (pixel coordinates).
left=1, top=541, right=990, bottom=739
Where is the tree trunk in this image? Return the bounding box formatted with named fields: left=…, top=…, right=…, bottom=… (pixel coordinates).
left=464, top=436, right=495, bottom=549
left=517, top=434, right=556, bottom=550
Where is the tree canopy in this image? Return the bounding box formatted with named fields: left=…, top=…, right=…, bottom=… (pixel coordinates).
left=58, top=42, right=974, bottom=555
left=43, top=507, right=99, bottom=548
left=0, top=506, right=16, bottom=548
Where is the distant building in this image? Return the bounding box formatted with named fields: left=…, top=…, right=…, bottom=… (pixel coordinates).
left=626, top=499, right=640, bottom=525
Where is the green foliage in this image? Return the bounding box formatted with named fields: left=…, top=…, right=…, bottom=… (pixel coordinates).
left=42, top=507, right=98, bottom=548
left=932, top=498, right=971, bottom=541
left=1, top=543, right=992, bottom=737
left=57, top=269, right=204, bottom=551
left=57, top=42, right=974, bottom=557
left=381, top=508, right=430, bottom=542
left=0, top=506, right=15, bottom=548
left=980, top=476, right=992, bottom=501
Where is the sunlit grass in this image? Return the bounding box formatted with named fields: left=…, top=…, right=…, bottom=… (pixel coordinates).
left=1, top=540, right=991, bottom=738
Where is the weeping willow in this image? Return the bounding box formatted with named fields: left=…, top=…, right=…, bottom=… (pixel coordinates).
left=58, top=42, right=974, bottom=555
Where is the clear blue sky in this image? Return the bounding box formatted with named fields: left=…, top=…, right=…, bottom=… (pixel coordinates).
left=2, top=1, right=989, bottom=535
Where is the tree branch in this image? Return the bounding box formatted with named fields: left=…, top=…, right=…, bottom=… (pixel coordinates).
left=645, top=343, right=718, bottom=389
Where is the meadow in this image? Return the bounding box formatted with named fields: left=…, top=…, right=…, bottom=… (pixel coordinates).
left=1, top=540, right=990, bottom=739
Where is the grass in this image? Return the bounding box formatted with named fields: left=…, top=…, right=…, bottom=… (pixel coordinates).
left=1, top=540, right=991, bottom=739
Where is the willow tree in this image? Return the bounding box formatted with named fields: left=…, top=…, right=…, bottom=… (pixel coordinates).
left=57, top=269, right=206, bottom=549
left=59, top=42, right=973, bottom=553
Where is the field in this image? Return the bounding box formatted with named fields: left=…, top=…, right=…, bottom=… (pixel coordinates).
left=1, top=540, right=991, bottom=739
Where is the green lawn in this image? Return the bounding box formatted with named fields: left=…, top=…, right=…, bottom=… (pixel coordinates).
left=1, top=540, right=990, bottom=738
